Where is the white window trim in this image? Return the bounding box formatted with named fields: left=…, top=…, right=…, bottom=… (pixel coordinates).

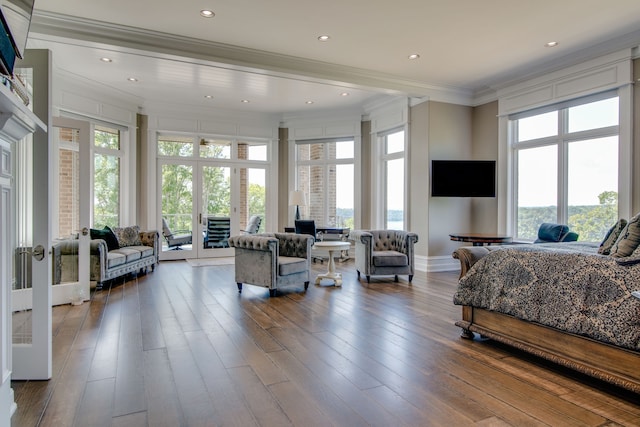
left=497, top=49, right=634, bottom=235
left=375, top=127, right=408, bottom=229
left=509, top=93, right=622, bottom=239
left=292, top=137, right=356, bottom=227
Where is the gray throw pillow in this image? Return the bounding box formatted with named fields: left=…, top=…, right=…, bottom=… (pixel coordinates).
left=610, top=213, right=640, bottom=258
left=598, top=218, right=627, bottom=255
left=112, top=225, right=142, bottom=247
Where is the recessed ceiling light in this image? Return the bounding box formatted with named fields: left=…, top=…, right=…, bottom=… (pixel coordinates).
left=241, top=99, right=250, bottom=103
left=545, top=41, right=559, bottom=47
left=204, top=95, right=213, bottom=99
left=408, top=53, right=420, bottom=60
left=318, top=35, right=330, bottom=42
left=305, top=101, right=314, bottom=104
left=100, top=57, right=112, bottom=63
left=127, top=77, right=138, bottom=82
left=200, top=9, right=215, bottom=18
left=340, top=92, right=349, bottom=97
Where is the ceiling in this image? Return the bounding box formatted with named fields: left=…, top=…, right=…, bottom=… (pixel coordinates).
left=23, top=0, right=640, bottom=116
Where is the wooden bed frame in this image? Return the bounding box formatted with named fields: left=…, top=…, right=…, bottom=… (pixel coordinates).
left=456, top=305, right=640, bottom=393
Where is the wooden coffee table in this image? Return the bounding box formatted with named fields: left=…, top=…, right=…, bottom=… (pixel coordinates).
left=449, top=232, right=512, bottom=246
left=313, top=241, right=351, bottom=286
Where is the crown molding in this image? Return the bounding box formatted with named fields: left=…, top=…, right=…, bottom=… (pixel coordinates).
left=30, top=11, right=474, bottom=105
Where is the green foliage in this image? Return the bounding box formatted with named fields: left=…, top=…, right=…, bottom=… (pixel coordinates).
left=568, top=192, right=617, bottom=242
left=517, top=191, right=618, bottom=242
left=93, top=154, right=120, bottom=228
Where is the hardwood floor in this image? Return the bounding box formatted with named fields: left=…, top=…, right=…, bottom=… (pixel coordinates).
left=11, top=259, right=640, bottom=426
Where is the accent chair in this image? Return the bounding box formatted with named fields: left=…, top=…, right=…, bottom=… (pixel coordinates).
left=228, top=232, right=313, bottom=296
left=350, top=229, right=418, bottom=283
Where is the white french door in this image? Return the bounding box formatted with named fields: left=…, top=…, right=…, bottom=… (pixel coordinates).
left=52, top=118, right=91, bottom=305
left=12, top=117, right=91, bottom=380
left=158, top=160, right=268, bottom=260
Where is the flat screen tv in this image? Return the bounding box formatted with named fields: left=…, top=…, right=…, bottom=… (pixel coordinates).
left=0, top=0, right=35, bottom=75
left=431, top=160, right=496, bottom=197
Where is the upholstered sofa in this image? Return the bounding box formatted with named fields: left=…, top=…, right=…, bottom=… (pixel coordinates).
left=349, top=229, right=418, bottom=283
left=53, top=226, right=159, bottom=289
left=228, top=232, right=313, bottom=296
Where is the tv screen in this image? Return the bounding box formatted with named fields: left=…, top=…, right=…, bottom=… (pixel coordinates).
left=0, top=0, right=36, bottom=59
left=431, top=160, right=496, bottom=197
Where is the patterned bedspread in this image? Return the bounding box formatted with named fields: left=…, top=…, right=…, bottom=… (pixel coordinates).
left=453, top=242, right=640, bottom=351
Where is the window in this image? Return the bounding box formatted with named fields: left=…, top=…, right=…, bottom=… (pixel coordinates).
left=380, top=129, right=405, bottom=230
left=511, top=94, right=619, bottom=241
left=295, top=139, right=354, bottom=228
left=93, top=125, right=122, bottom=228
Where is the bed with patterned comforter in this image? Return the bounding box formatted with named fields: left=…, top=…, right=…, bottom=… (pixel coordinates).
left=452, top=241, right=640, bottom=392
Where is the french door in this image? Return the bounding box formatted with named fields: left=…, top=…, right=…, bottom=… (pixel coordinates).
left=159, top=160, right=267, bottom=260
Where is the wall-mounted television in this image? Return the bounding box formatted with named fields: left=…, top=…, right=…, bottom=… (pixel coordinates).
left=0, top=0, right=36, bottom=76
left=431, top=160, right=496, bottom=197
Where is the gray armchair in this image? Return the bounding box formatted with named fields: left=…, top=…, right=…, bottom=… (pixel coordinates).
left=228, top=232, right=314, bottom=296
left=350, top=229, right=418, bottom=283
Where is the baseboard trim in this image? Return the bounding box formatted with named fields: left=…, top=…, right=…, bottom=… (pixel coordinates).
left=415, top=255, right=460, bottom=273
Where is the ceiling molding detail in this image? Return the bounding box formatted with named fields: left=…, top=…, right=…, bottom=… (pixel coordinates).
left=30, top=11, right=474, bottom=105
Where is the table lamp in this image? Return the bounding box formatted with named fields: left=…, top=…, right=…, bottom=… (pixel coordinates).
left=289, top=190, right=306, bottom=220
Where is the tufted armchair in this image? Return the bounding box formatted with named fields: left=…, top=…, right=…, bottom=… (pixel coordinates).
left=350, top=230, right=419, bottom=283
left=228, top=232, right=314, bottom=296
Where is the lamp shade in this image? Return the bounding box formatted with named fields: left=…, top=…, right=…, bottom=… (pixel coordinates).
left=288, top=190, right=307, bottom=206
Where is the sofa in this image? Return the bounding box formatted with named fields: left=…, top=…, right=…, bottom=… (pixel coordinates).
left=228, top=232, right=313, bottom=296
left=349, top=229, right=418, bottom=283
left=452, top=235, right=640, bottom=393
left=53, top=225, right=159, bottom=289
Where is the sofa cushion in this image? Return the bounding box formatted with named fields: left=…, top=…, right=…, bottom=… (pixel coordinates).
left=112, top=225, right=142, bottom=247
left=127, top=245, right=154, bottom=258
left=598, top=218, right=627, bottom=255
left=106, top=252, right=127, bottom=268
left=610, top=213, right=640, bottom=258
left=372, top=250, right=408, bottom=267
left=278, top=256, right=306, bottom=276
left=111, top=247, right=142, bottom=263
left=90, top=226, right=120, bottom=251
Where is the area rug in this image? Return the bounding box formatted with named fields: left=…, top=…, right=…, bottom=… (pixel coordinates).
left=187, top=257, right=235, bottom=267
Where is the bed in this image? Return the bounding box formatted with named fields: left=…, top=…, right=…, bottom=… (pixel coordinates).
left=452, top=242, right=640, bottom=393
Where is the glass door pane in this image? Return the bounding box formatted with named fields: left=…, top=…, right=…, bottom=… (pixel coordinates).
left=199, top=165, right=232, bottom=257
left=239, top=167, right=266, bottom=233
left=160, top=162, right=194, bottom=257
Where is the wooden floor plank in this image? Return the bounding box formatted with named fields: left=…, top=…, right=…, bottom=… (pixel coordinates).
left=10, top=260, right=640, bottom=427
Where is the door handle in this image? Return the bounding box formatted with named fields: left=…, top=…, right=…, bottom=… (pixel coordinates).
left=32, top=244, right=45, bottom=261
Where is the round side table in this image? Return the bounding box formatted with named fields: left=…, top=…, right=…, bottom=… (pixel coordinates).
left=313, top=241, right=351, bottom=286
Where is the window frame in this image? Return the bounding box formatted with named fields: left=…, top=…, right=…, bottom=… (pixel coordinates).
left=509, top=91, right=622, bottom=241
left=376, top=127, right=407, bottom=230
left=293, top=137, right=356, bottom=228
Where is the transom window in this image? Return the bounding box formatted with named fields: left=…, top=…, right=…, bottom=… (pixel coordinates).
left=510, top=93, right=619, bottom=241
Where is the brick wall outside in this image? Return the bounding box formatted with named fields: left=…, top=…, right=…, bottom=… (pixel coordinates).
left=58, top=148, right=79, bottom=238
